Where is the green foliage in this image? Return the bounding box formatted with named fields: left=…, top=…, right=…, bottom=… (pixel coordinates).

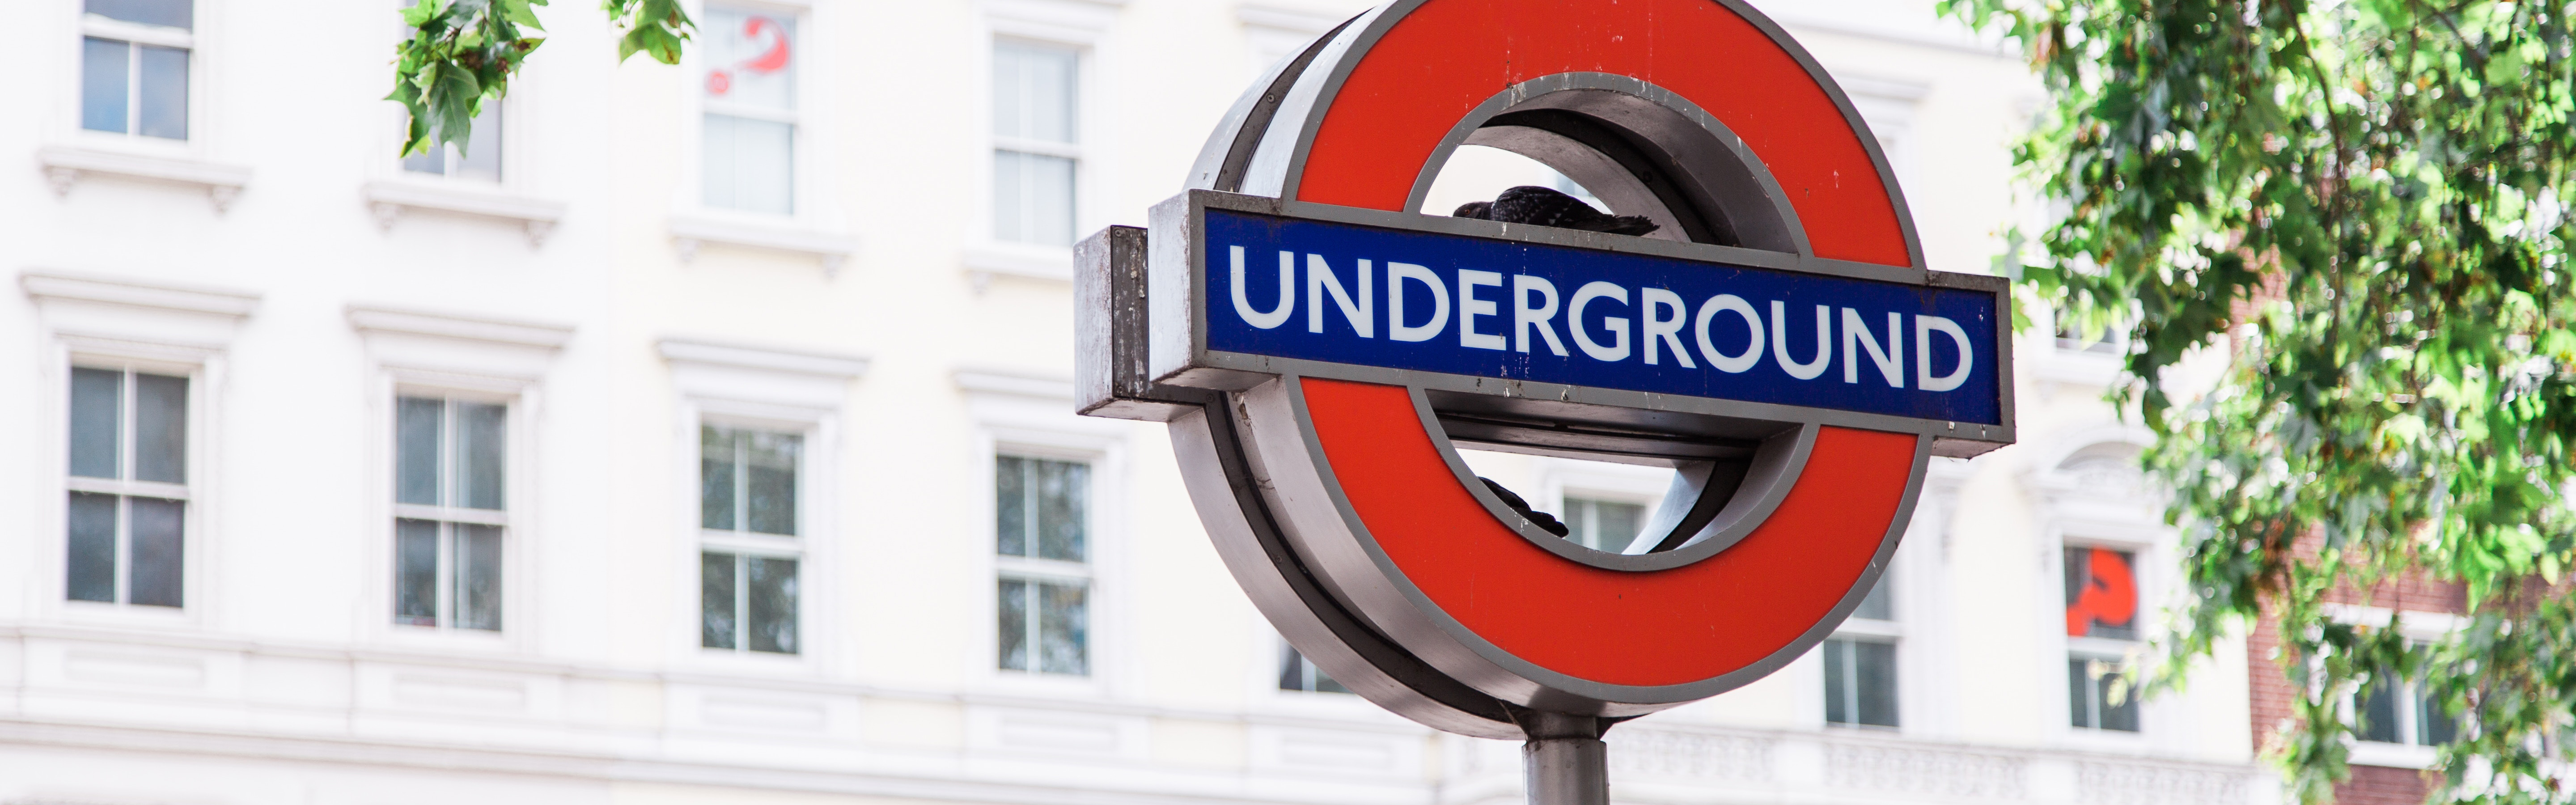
left=389, top=0, right=547, bottom=158
left=1941, top=0, right=2576, bottom=801
left=603, top=0, right=694, bottom=65
left=389, top=0, right=692, bottom=158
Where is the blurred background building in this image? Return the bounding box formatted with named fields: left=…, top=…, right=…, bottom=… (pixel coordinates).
left=1, top=0, right=2288, bottom=803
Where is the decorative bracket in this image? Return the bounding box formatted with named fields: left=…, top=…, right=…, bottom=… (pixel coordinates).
left=37, top=145, right=251, bottom=213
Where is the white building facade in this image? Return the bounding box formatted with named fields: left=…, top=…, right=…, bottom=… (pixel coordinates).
left=0, top=0, right=2275, bottom=804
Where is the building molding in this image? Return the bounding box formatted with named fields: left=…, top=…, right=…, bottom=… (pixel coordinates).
left=660, top=339, right=872, bottom=379
left=962, top=246, right=1076, bottom=292
left=347, top=306, right=576, bottom=350
left=37, top=145, right=253, bottom=213
left=346, top=305, right=574, bottom=380
left=954, top=369, right=1076, bottom=400
left=361, top=180, right=569, bottom=247
left=21, top=271, right=261, bottom=318
left=1236, top=3, right=1345, bottom=37
left=983, top=0, right=1129, bottom=42
left=669, top=215, right=858, bottom=276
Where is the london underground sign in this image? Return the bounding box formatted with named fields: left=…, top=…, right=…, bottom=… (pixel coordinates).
left=1078, top=0, right=2012, bottom=799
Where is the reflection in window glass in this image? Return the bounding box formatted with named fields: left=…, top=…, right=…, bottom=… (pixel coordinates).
left=997, top=578, right=1087, bottom=675
left=698, top=423, right=804, bottom=656
left=996, top=455, right=1086, bottom=561
left=1823, top=637, right=1898, bottom=728
left=136, top=45, right=188, bottom=140
left=79, top=6, right=192, bottom=142
left=403, top=103, right=504, bottom=182
left=2068, top=657, right=2140, bottom=731
left=69, top=367, right=123, bottom=480
left=1850, top=573, right=1895, bottom=621
left=1279, top=641, right=1352, bottom=694
left=80, top=38, right=128, bottom=135
left=1562, top=497, right=1643, bottom=552
left=2063, top=547, right=2138, bottom=640
left=64, top=367, right=188, bottom=609
left=992, top=41, right=1079, bottom=245
left=701, top=551, right=797, bottom=654
left=66, top=493, right=119, bottom=603
left=391, top=395, right=506, bottom=631
left=87, top=0, right=194, bottom=29
left=702, top=6, right=798, bottom=213
left=702, top=426, right=801, bottom=536
left=2359, top=663, right=2461, bottom=746
left=995, top=453, right=1092, bottom=676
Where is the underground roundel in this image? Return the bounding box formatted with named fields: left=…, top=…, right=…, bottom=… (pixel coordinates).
left=1076, top=0, right=2014, bottom=740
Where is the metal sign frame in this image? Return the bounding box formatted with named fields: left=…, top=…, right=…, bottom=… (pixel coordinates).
left=1077, top=0, right=2016, bottom=800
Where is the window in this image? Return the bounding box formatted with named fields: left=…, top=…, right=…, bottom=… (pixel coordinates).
left=80, top=0, right=193, bottom=141
left=2358, top=659, right=2460, bottom=746
left=699, top=425, right=801, bottom=654
left=1823, top=576, right=1897, bottom=728
left=393, top=395, right=507, bottom=631
left=2065, top=545, right=2142, bottom=731
left=1279, top=640, right=1352, bottom=694
left=701, top=6, right=798, bottom=214
left=66, top=366, right=188, bottom=608
left=403, top=103, right=504, bottom=181
left=1561, top=496, right=1644, bottom=551
left=2053, top=309, right=2128, bottom=355
left=996, top=454, right=1089, bottom=676
left=991, top=41, right=1079, bottom=246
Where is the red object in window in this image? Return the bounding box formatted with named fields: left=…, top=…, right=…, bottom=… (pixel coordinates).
left=741, top=17, right=791, bottom=74
left=705, top=71, right=732, bottom=96
left=2065, top=548, right=2137, bottom=636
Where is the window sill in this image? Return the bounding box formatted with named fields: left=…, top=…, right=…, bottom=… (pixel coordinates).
left=963, top=244, right=1075, bottom=291
left=60, top=600, right=195, bottom=628
left=362, top=179, right=567, bottom=247
left=980, top=669, right=1107, bottom=700
left=2026, top=345, right=2123, bottom=388
left=38, top=145, right=251, bottom=213
left=2348, top=740, right=2439, bottom=769
left=669, top=214, right=857, bottom=276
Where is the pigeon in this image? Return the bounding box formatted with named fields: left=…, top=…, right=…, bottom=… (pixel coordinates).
left=1454, top=186, right=1658, bottom=237
left=1479, top=477, right=1571, bottom=537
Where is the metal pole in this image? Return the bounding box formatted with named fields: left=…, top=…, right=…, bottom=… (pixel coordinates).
left=1521, top=712, right=1608, bottom=805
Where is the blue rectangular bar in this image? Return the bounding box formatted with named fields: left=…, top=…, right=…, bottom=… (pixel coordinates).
left=1200, top=208, right=2003, bottom=425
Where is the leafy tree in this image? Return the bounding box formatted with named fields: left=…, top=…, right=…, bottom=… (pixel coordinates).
left=390, top=0, right=693, bottom=157
left=1940, top=0, right=2576, bottom=801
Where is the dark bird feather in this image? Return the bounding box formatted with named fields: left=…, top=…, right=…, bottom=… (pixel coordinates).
left=1452, top=200, right=1492, bottom=220
left=1478, top=186, right=1658, bottom=236
left=1478, top=477, right=1570, bottom=537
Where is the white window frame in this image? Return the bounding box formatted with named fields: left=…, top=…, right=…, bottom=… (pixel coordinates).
left=678, top=0, right=826, bottom=225
left=72, top=0, right=203, bottom=151
left=695, top=413, right=816, bottom=658
left=2051, top=533, right=2161, bottom=744
left=987, top=38, right=1086, bottom=245
left=369, top=374, right=532, bottom=649
left=2330, top=606, right=2466, bottom=768
left=57, top=351, right=208, bottom=621
left=388, top=386, right=518, bottom=634
left=23, top=273, right=255, bottom=631
left=1537, top=457, right=1669, bottom=553
left=1822, top=569, right=1903, bottom=732
left=967, top=0, right=1116, bottom=280
left=967, top=398, right=1128, bottom=697
left=671, top=399, right=838, bottom=673
left=989, top=443, right=1102, bottom=681
left=2028, top=429, right=2173, bottom=749
left=657, top=339, right=860, bottom=674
